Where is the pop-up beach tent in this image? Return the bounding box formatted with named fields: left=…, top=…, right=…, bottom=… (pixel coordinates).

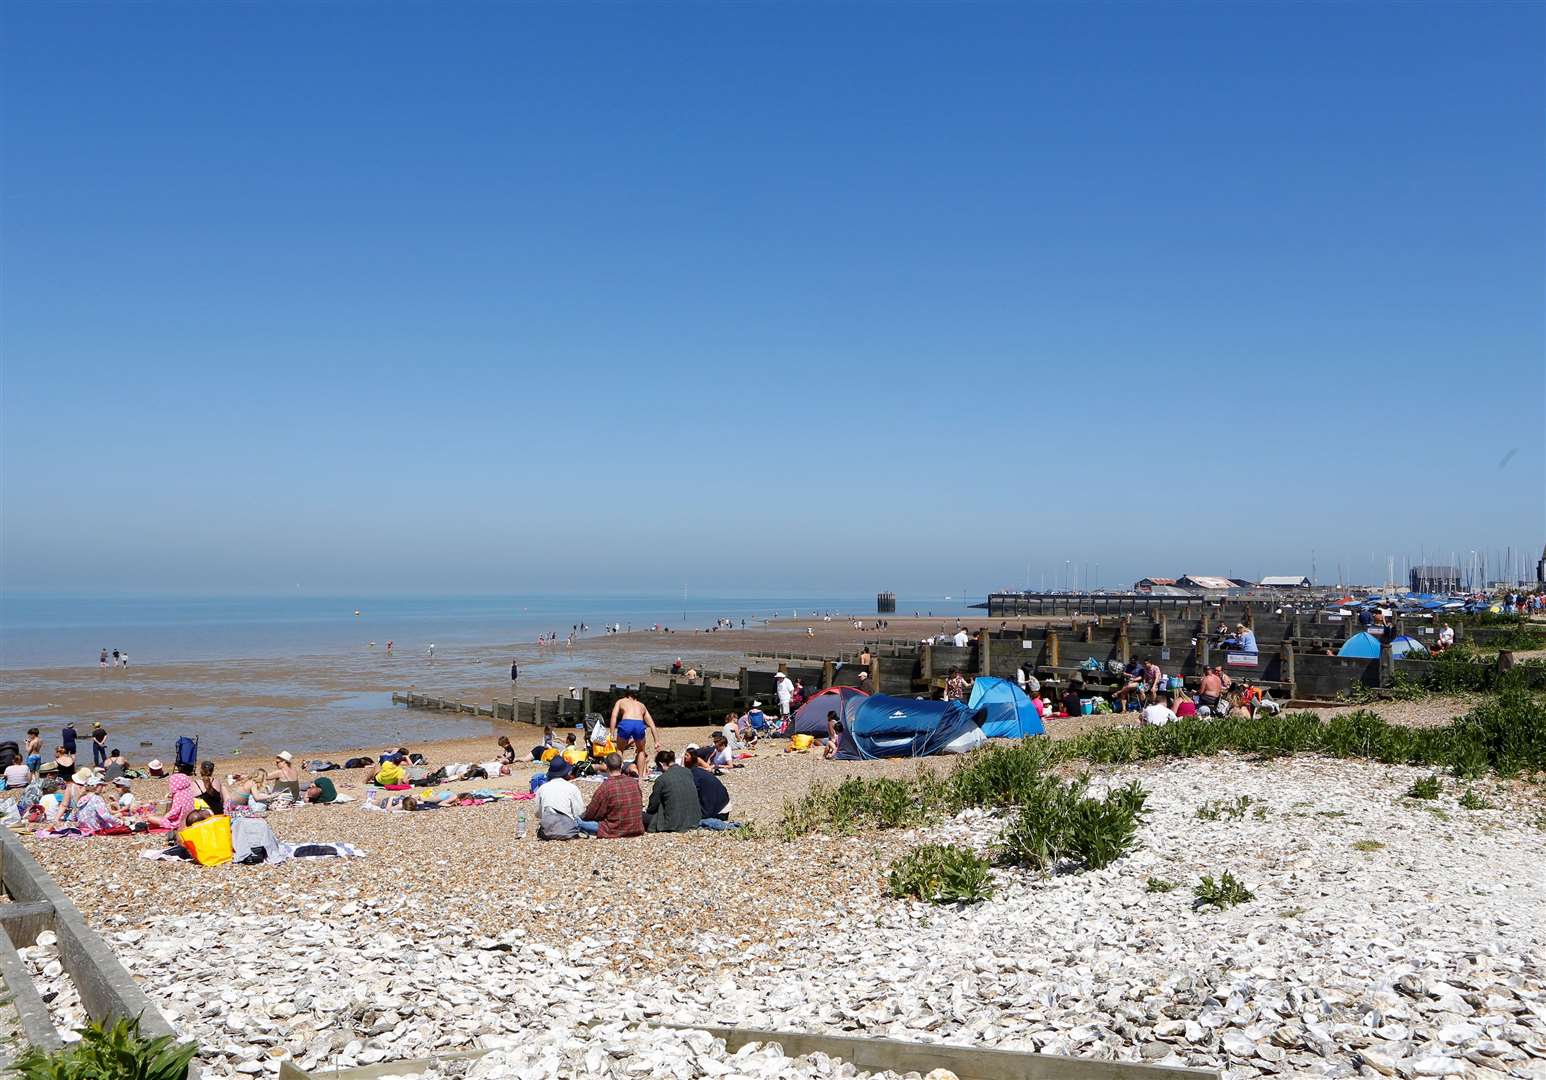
left=965, top=677, right=1045, bottom=739
left=1338, top=632, right=1430, bottom=659
left=835, top=696, right=984, bottom=760
left=788, top=686, right=869, bottom=736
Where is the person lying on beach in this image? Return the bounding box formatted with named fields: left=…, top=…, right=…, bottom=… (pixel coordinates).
left=305, top=776, right=338, bottom=804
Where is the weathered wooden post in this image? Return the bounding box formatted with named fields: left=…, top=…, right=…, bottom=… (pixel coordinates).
left=869, top=655, right=881, bottom=690
left=1281, top=643, right=1296, bottom=700
left=1046, top=630, right=1059, bottom=670
left=920, top=644, right=935, bottom=684
left=1117, top=621, right=1130, bottom=664
left=1379, top=639, right=1394, bottom=687
left=978, top=632, right=991, bottom=677
left=738, top=666, right=750, bottom=702
left=821, top=660, right=835, bottom=689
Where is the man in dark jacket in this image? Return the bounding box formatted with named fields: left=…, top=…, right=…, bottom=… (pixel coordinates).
left=685, top=747, right=739, bottom=831
left=643, top=750, right=700, bottom=833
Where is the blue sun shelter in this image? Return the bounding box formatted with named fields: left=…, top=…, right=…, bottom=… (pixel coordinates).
left=1338, top=632, right=1430, bottom=659
left=966, top=676, right=1046, bottom=738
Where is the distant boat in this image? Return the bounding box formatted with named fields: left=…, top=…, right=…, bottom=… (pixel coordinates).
left=354, top=609, right=361, bottom=616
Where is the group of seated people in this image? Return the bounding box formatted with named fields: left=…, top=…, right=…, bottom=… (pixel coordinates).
left=1058, top=663, right=1278, bottom=725
left=10, top=746, right=339, bottom=836
left=532, top=746, right=739, bottom=840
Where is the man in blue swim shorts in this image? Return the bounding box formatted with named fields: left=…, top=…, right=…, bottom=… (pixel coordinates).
left=609, top=688, right=658, bottom=777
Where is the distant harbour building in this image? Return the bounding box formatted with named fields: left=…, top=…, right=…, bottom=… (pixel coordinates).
left=1260, top=575, right=1313, bottom=590
left=1538, top=546, right=1546, bottom=586
left=1409, top=565, right=1461, bottom=594
left=1133, top=578, right=1178, bottom=593
left=1176, top=575, right=1240, bottom=596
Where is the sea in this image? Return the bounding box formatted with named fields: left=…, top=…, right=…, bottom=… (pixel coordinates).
left=0, top=593, right=973, bottom=758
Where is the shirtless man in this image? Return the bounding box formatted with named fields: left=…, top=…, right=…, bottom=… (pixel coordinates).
left=609, top=689, right=658, bottom=776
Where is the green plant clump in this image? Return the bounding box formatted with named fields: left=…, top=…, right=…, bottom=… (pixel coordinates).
left=1405, top=774, right=1443, bottom=800
left=1145, top=877, right=1178, bottom=893
left=1458, top=788, right=1495, bottom=811
left=10, top=1017, right=197, bottom=1080
left=995, top=777, right=1148, bottom=872
left=885, top=843, right=995, bottom=904
left=1193, top=871, right=1254, bottom=909
left=1352, top=839, right=1385, bottom=852
left=1196, top=795, right=1254, bottom=821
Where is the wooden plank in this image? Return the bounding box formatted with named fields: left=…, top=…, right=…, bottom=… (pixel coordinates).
left=0, top=922, right=62, bottom=1052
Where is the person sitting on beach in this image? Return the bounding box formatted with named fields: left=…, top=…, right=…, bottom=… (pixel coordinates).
left=111, top=776, right=136, bottom=813
left=496, top=736, right=516, bottom=765
left=1436, top=622, right=1455, bottom=653
left=684, top=747, right=739, bottom=830
left=535, top=758, right=585, bottom=840
left=1141, top=660, right=1164, bottom=704
left=1175, top=695, right=1199, bottom=719
left=578, top=753, right=644, bottom=838
left=1113, top=659, right=1144, bottom=711
left=305, top=775, right=338, bottom=804
left=4, top=756, right=32, bottom=790
left=48, top=746, right=75, bottom=777
left=823, top=717, right=845, bottom=759
left=745, top=701, right=769, bottom=735
left=709, top=732, right=743, bottom=769
left=1141, top=693, right=1179, bottom=728
left=71, top=774, right=123, bottom=834
left=185, top=760, right=223, bottom=815
left=1198, top=667, right=1224, bottom=715
left=146, top=758, right=166, bottom=778
left=272, top=752, right=303, bottom=800
left=1061, top=682, right=1086, bottom=718
left=146, top=773, right=197, bottom=830
left=643, top=751, right=701, bottom=833
left=609, top=689, right=658, bottom=777
left=101, top=748, right=129, bottom=780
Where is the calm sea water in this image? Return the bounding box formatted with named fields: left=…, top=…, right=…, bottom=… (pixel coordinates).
left=0, top=592, right=970, bottom=670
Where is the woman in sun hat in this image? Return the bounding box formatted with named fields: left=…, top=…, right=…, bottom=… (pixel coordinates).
left=71, top=772, right=123, bottom=834
left=272, top=752, right=302, bottom=801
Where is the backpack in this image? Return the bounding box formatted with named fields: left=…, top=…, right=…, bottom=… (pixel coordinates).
left=175, top=736, right=198, bottom=771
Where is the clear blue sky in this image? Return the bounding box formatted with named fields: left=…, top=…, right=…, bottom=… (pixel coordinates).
left=2, top=2, right=1542, bottom=596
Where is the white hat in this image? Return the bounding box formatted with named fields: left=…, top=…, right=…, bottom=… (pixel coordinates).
left=276, top=751, right=294, bottom=763
left=146, top=759, right=164, bottom=772
left=111, top=776, right=132, bottom=788
left=752, top=700, right=762, bottom=708
left=72, top=768, right=94, bottom=785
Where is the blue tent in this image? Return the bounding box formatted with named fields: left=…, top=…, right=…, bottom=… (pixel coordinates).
left=966, top=677, right=1046, bottom=739
left=1338, top=632, right=1430, bottom=659
left=836, top=696, right=983, bottom=760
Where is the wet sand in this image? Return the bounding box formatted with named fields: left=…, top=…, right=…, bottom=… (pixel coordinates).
left=0, top=616, right=1007, bottom=761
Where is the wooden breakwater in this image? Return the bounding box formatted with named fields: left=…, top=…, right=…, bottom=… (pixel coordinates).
left=394, top=606, right=1540, bottom=729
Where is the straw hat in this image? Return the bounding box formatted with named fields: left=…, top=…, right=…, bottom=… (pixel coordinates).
left=72, top=768, right=94, bottom=785
left=276, top=751, right=294, bottom=763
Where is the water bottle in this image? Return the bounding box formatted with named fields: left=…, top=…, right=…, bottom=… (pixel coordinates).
left=516, top=809, right=528, bottom=839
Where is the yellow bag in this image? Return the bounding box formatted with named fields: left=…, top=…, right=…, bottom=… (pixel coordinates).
left=539, top=747, right=559, bottom=763
left=561, top=746, right=589, bottom=765
left=790, top=734, right=815, bottom=751
left=178, top=815, right=233, bottom=867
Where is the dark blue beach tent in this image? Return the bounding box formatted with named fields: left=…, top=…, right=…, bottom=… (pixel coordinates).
left=835, top=696, right=982, bottom=760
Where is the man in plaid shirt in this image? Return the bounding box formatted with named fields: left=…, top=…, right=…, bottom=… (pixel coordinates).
left=579, top=752, right=644, bottom=838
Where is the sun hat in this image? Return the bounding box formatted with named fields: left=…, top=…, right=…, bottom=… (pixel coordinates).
left=92, top=721, right=103, bottom=728
left=111, top=777, right=132, bottom=788
left=547, top=757, right=572, bottom=778
left=71, top=768, right=93, bottom=785
left=751, top=700, right=762, bottom=708
left=276, top=751, right=294, bottom=763
left=146, top=759, right=164, bottom=773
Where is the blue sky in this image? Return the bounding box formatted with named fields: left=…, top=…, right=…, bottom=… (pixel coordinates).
left=2, top=2, right=1542, bottom=596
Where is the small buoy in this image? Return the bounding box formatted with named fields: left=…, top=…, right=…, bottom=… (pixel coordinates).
left=354, top=609, right=361, bottom=616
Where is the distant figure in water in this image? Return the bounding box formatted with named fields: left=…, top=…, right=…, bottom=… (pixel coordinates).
left=99, top=648, right=108, bottom=669
left=386, top=640, right=393, bottom=652
left=427, top=643, right=436, bottom=659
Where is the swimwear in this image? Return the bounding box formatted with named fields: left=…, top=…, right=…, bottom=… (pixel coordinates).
left=617, top=720, right=647, bottom=743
